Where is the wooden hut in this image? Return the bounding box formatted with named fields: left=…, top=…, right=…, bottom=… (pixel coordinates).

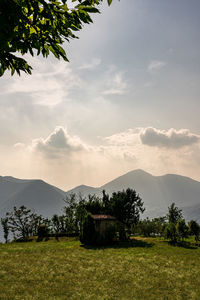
left=91, top=214, right=116, bottom=237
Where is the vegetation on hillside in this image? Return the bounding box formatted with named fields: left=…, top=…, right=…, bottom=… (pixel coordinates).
left=1, top=188, right=145, bottom=244
left=1, top=189, right=200, bottom=246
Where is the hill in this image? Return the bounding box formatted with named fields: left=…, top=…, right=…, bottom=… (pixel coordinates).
left=67, top=169, right=200, bottom=221
left=0, top=176, right=66, bottom=240
left=1, top=170, right=200, bottom=241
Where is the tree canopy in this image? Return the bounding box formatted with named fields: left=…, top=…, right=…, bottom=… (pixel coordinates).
left=108, top=188, right=145, bottom=232
left=0, top=0, right=114, bottom=76
left=167, top=203, right=183, bottom=225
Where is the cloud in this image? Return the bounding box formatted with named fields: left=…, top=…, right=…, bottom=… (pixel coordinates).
left=14, top=143, right=26, bottom=150
left=140, top=127, right=200, bottom=148
left=31, top=126, right=87, bottom=158
left=79, top=58, right=101, bottom=70
left=104, top=128, right=141, bottom=145
left=2, top=58, right=82, bottom=106
left=103, top=72, right=127, bottom=95
left=148, top=60, right=166, bottom=72
left=11, top=126, right=200, bottom=189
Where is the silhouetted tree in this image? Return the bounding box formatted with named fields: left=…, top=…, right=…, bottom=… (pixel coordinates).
left=164, top=222, right=177, bottom=243
left=167, top=203, right=183, bottom=225
left=102, top=190, right=110, bottom=211
left=108, top=188, right=145, bottom=234
left=84, top=194, right=104, bottom=215
left=136, top=218, right=155, bottom=237
left=37, top=224, right=49, bottom=241
left=5, top=206, right=39, bottom=240
left=1, top=217, right=9, bottom=243
left=63, top=193, right=79, bottom=234
left=188, top=220, right=200, bottom=242
left=152, top=216, right=167, bottom=236
left=176, top=219, right=188, bottom=241
left=51, top=214, right=61, bottom=236
left=75, top=196, right=87, bottom=234
left=80, top=213, right=96, bottom=245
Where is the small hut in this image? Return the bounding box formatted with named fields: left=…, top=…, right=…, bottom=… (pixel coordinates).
left=91, top=214, right=116, bottom=238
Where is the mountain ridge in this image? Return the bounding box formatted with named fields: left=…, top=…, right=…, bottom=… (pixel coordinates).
left=1, top=169, right=200, bottom=227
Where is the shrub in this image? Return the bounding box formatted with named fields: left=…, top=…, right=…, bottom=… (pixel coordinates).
left=80, top=213, right=96, bottom=245
left=176, top=219, right=188, bottom=241
left=188, top=220, right=200, bottom=242
left=164, top=222, right=177, bottom=243
left=37, top=224, right=49, bottom=242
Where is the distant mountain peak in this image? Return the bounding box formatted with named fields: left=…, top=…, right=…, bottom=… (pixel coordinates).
left=75, top=184, right=93, bottom=189
left=126, top=169, right=153, bottom=176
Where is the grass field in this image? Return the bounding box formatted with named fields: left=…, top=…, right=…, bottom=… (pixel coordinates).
left=0, top=237, right=200, bottom=300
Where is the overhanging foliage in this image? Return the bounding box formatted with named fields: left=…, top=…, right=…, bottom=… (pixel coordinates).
left=0, top=0, right=114, bottom=76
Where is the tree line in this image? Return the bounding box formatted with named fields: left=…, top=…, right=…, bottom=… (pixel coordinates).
left=0, top=188, right=144, bottom=243
left=1, top=189, right=199, bottom=245
left=134, top=203, right=200, bottom=244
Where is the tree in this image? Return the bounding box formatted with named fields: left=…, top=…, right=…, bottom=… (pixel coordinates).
left=75, top=195, right=87, bottom=234
left=136, top=218, right=154, bottom=237
left=0, top=0, right=114, bottom=76
left=151, top=216, right=167, bottom=236
left=167, top=203, right=183, bottom=225
left=80, top=212, right=96, bottom=245
left=188, top=220, right=200, bottom=243
left=51, top=214, right=61, bottom=235
left=1, top=217, right=9, bottom=243
left=63, top=193, right=79, bottom=234
left=164, top=222, right=177, bottom=244
left=176, top=219, right=188, bottom=241
left=37, top=224, right=49, bottom=241
left=108, top=188, right=145, bottom=233
left=5, top=206, right=39, bottom=240
left=85, top=194, right=104, bottom=215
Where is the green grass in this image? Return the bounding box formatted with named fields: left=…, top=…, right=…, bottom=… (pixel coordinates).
left=0, top=237, right=200, bottom=300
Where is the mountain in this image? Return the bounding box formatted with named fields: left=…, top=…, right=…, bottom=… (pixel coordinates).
left=1, top=170, right=200, bottom=241
left=67, top=169, right=200, bottom=221
left=66, top=184, right=101, bottom=198
left=0, top=176, right=66, bottom=219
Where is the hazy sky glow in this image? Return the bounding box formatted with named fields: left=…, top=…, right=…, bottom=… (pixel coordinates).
left=1, top=0, right=200, bottom=190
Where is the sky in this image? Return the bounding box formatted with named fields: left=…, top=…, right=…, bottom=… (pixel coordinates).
left=1, top=0, right=200, bottom=190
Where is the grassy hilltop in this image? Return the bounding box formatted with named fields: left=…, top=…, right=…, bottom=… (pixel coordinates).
left=0, top=237, right=200, bottom=300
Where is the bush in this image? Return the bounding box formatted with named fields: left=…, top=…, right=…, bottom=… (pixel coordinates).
left=37, top=224, right=49, bottom=242
left=188, top=220, right=200, bottom=242
left=176, top=219, right=188, bottom=241
left=117, top=222, right=128, bottom=241
left=80, top=213, right=96, bottom=245
left=164, top=222, right=177, bottom=243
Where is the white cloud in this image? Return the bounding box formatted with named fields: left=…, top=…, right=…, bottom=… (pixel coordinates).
left=104, top=128, right=141, bottom=145
left=103, top=72, right=127, bottom=95
left=10, top=126, right=200, bottom=189
left=148, top=60, right=166, bottom=72
left=140, top=127, right=200, bottom=148
left=79, top=58, right=101, bottom=70
left=31, top=126, right=88, bottom=158
left=2, top=58, right=82, bottom=106
left=14, top=143, right=26, bottom=150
